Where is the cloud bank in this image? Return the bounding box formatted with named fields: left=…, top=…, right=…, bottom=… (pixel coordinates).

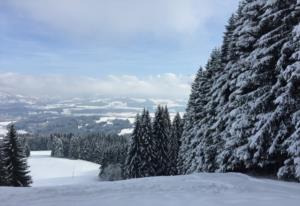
left=5, top=0, right=239, bottom=39
left=0, top=73, right=192, bottom=100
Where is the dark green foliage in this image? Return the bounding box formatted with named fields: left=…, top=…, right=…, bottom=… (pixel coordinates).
left=125, top=110, right=157, bottom=178
left=2, top=125, right=32, bottom=187
left=152, top=106, right=171, bottom=176
left=168, top=113, right=183, bottom=175
left=125, top=114, right=142, bottom=178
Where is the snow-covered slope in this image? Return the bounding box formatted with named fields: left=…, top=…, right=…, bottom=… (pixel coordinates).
left=1, top=151, right=300, bottom=206
left=28, top=151, right=100, bottom=187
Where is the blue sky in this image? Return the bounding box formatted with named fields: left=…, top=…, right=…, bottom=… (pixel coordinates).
left=0, top=0, right=240, bottom=99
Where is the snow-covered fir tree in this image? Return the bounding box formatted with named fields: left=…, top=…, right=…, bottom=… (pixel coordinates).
left=168, top=113, right=183, bottom=175
left=125, top=114, right=143, bottom=178
left=51, top=136, right=64, bottom=158
left=68, top=136, right=81, bottom=159
left=152, top=106, right=172, bottom=176
left=125, top=110, right=157, bottom=178
left=138, top=109, right=157, bottom=177
left=179, top=0, right=300, bottom=181
left=2, top=125, right=32, bottom=187
left=177, top=68, right=200, bottom=174
left=24, top=144, right=30, bottom=157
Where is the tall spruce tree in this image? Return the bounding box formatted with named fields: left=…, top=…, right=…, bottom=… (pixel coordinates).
left=51, top=136, right=64, bottom=158
left=178, top=67, right=211, bottom=174
left=3, top=125, right=32, bottom=187
left=221, top=14, right=236, bottom=65
left=196, top=48, right=224, bottom=172
left=125, top=114, right=143, bottom=178
left=152, top=106, right=171, bottom=176
left=125, top=110, right=157, bottom=178
left=139, top=109, right=156, bottom=177
left=168, top=113, right=183, bottom=175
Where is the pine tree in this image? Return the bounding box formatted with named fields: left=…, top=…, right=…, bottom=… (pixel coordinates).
left=139, top=109, right=156, bottom=177
left=168, top=113, right=183, bottom=175
left=194, top=48, right=224, bottom=172
left=177, top=67, right=211, bottom=174
left=125, top=114, right=142, bottom=178
left=24, top=144, right=30, bottom=157
left=3, top=125, right=32, bottom=187
left=51, top=136, right=64, bottom=158
left=152, top=106, right=171, bottom=176
left=221, top=14, right=236, bottom=65
left=69, top=136, right=81, bottom=159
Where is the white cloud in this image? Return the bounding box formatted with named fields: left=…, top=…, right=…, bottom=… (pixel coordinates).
left=0, top=72, right=192, bottom=100
left=5, top=0, right=239, bottom=39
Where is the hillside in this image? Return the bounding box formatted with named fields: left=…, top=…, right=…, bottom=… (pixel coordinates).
left=0, top=151, right=300, bottom=206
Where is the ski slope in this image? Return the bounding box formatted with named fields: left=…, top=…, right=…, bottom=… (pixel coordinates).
left=0, top=151, right=300, bottom=206
left=28, top=151, right=100, bottom=187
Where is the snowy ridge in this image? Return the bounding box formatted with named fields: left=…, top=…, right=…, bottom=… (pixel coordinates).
left=1, top=173, right=300, bottom=206
left=1, top=151, right=300, bottom=206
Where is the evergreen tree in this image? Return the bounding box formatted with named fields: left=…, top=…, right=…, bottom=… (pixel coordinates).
left=24, top=144, right=30, bottom=157
left=168, top=113, right=183, bottom=175
left=68, top=136, right=81, bottom=159
left=139, top=109, right=156, bottom=177
left=178, top=67, right=211, bottom=174
left=152, top=106, right=171, bottom=176
left=3, top=125, right=32, bottom=187
left=51, top=136, right=64, bottom=158
left=125, top=110, right=157, bottom=178
left=221, top=14, right=236, bottom=64
left=125, top=114, right=142, bottom=178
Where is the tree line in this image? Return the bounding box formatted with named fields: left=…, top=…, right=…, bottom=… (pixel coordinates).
left=49, top=106, right=184, bottom=180
left=177, top=0, right=300, bottom=181
left=125, top=106, right=184, bottom=178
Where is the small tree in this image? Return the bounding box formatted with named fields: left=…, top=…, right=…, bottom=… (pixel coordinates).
left=3, top=125, right=32, bottom=187
left=51, top=136, right=64, bottom=158
left=69, top=136, right=81, bottom=159
left=24, top=144, right=31, bottom=157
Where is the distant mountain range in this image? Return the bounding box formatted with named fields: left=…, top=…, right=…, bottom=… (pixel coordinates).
left=0, top=92, right=186, bottom=136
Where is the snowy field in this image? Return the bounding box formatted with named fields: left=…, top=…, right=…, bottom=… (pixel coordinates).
left=28, top=151, right=100, bottom=187
left=0, top=151, right=300, bottom=206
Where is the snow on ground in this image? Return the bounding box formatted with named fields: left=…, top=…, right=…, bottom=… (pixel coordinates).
left=28, top=151, right=100, bottom=187
left=1, top=151, right=300, bottom=206
left=95, top=115, right=136, bottom=124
